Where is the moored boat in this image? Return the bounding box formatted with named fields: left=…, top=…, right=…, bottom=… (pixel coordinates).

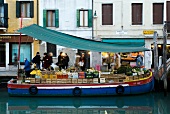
left=7, top=70, right=154, bottom=97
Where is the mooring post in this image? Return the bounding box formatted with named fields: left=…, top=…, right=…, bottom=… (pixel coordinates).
left=153, top=32, right=158, bottom=79
left=163, top=22, right=167, bottom=96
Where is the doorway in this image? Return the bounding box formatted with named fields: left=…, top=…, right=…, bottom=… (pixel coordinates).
left=0, top=43, right=5, bottom=67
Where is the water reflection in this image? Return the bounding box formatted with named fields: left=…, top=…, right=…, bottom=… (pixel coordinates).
left=0, top=89, right=170, bottom=114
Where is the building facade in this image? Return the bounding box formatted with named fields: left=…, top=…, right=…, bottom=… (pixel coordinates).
left=93, top=0, right=170, bottom=69
left=38, top=0, right=93, bottom=67
left=0, top=0, right=38, bottom=71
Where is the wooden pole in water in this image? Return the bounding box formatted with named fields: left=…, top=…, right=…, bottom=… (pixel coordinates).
left=153, top=31, right=158, bottom=81
left=163, top=22, right=167, bottom=96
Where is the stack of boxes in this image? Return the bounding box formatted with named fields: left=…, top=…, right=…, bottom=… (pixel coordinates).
left=25, top=70, right=107, bottom=84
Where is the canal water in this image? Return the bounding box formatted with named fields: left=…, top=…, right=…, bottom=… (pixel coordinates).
left=0, top=88, right=170, bottom=114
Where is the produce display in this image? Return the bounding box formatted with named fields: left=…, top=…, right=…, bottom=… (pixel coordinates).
left=21, top=67, right=151, bottom=84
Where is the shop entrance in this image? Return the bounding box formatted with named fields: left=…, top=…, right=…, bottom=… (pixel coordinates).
left=0, top=43, right=5, bottom=67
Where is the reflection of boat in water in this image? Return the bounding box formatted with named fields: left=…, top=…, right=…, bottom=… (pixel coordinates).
left=8, top=93, right=154, bottom=113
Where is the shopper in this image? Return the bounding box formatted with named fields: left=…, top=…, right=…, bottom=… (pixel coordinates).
left=24, top=58, right=31, bottom=78
left=32, top=52, right=41, bottom=69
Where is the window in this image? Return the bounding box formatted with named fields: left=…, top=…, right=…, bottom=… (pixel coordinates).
left=47, top=42, right=56, bottom=57
left=12, top=44, right=31, bottom=62
left=0, top=3, right=8, bottom=28
left=102, top=4, right=113, bottom=25
left=167, top=1, right=170, bottom=21
left=153, top=3, right=164, bottom=24
left=77, top=9, right=92, bottom=27
left=16, top=1, right=34, bottom=18
left=132, top=3, right=143, bottom=25
left=167, top=1, right=170, bottom=33
left=43, top=10, right=59, bottom=27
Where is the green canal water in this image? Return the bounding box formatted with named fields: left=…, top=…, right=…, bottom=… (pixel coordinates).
left=0, top=88, right=170, bottom=114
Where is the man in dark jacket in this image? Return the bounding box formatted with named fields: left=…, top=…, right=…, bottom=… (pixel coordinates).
left=32, top=52, right=41, bottom=69
left=24, top=58, right=31, bottom=78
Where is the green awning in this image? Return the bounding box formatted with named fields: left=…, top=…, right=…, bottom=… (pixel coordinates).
left=17, top=24, right=150, bottom=52
left=102, top=38, right=145, bottom=47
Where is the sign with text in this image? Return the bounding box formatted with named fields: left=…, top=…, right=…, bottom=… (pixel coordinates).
left=143, top=30, right=154, bottom=35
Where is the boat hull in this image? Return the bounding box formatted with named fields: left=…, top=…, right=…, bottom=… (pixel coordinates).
left=8, top=74, right=154, bottom=97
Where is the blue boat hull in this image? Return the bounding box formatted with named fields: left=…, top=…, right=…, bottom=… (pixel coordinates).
left=8, top=78, right=154, bottom=97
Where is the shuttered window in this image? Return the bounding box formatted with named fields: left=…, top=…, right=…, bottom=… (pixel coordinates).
left=132, top=3, right=143, bottom=25
left=167, top=1, right=170, bottom=21
left=43, top=9, right=59, bottom=28
left=4, top=3, right=8, bottom=28
left=167, top=1, right=170, bottom=33
left=77, top=9, right=92, bottom=27
left=102, top=4, right=113, bottom=25
left=16, top=1, right=34, bottom=18
left=153, top=3, right=164, bottom=24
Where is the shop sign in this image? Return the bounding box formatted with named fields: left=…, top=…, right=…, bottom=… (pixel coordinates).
left=116, top=30, right=127, bottom=35
left=0, top=36, right=11, bottom=41
left=143, top=30, right=154, bottom=35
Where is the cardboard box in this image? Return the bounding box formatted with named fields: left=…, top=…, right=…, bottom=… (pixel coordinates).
left=99, top=78, right=105, bottom=83
left=30, top=78, right=35, bottom=84
left=56, top=79, right=62, bottom=84
left=87, top=79, right=93, bottom=83
left=66, top=79, right=72, bottom=83
left=72, top=79, right=78, bottom=83
left=51, top=79, right=56, bottom=84
left=83, top=79, right=87, bottom=83
left=35, top=78, right=41, bottom=84
left=93, top=78, right=98, bottom=83
left=61, top=79, right=67, bottom=83
left=78, top=79, right=83, bottom=83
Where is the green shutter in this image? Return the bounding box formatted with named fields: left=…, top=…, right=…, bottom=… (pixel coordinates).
left=4, top=3, right=8, bottom=28
left=16, top=1, right=21, bottom=18
left=43, top=10, right=47, bottom=27
left=30, top=1, right=34, bottom=18
left=77, top=9, right=80, bottom=27
left=55, top=9, right=59, bottom=28
left=88, top=9, right=92, bottom=27
left=0, top=0, right=4, bottom=5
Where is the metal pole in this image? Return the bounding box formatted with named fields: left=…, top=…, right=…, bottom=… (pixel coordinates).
left=153, top=31, right=159, bottom=80
left=162, top=22, right=167, bottom=96
left=92, top=0, right=94, bottom=39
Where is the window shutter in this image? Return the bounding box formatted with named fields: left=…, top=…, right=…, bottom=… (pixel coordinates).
left=16, top=1, right=21, bottom=18
left=43, top=10, right=47, bottom=27
left=55, top=9, right=59, bottom=28
left=30, top=1, right=34, bottom=18
left=88, top=9, right=92, bottom=27
left=77, top=9, right=80, bottom=27
left=4, top=3, right=8, bottom=28
left=0, top=0, right=4, bottom=5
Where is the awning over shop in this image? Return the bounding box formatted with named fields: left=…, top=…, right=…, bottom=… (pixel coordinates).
left=102, top=39, right=145, bottom=47
left=17, top=24, right=150, bottom=53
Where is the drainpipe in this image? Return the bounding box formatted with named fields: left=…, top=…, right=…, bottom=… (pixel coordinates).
left=92, top=0, right=94, bottom=39
left=37, top=0, right=39, bottom=25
